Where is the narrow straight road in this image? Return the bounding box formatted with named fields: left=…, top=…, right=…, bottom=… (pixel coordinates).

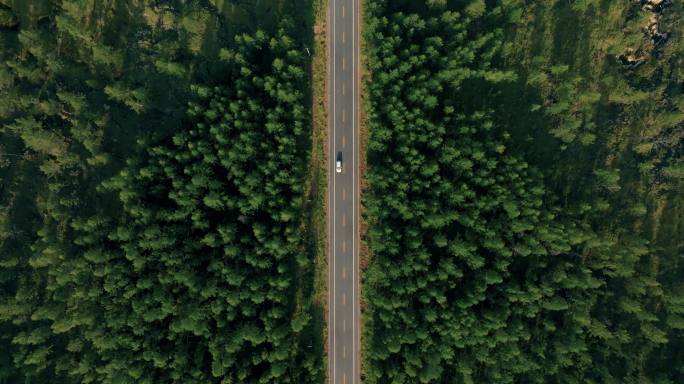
left=329, top=0, right=359, bottom=383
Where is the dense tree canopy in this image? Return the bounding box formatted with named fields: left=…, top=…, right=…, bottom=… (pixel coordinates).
left=360, top=0, right=684, bottom=383
left=2, top=0, right=683, bottom=383
left=0, top=1, right=325, bottom=383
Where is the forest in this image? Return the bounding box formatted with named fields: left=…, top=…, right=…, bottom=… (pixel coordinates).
left=0, top=0, right=327, bottom=383
left=359, top=0, right=684, bottom=383
left=2, top=0, right=684, bottom=383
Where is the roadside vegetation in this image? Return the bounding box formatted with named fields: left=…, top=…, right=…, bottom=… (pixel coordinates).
left=360, top=0, right=684, bottom=383
left=301, top=0, right=331, bottom=378
left=0, top=0, right=326, bottom=382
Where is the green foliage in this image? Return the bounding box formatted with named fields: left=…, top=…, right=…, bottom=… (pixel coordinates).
left=672, top=95, right=684, bottom=111
left=663, top=163, right=684, bottom=179
left=155, top=60, right=188, bottom=78
left=465, top=0, right=486, bottom=19
left=360, top=0, right=684, bottom=383
left=609, top=87, right=649, bottom=105
left=104, top=83, right=148, bottom=114
left=527, top=71, right=549, bottom=87
left=550, top=64, right=569, bottom=75
left=0, top=9, right=18, bottom=26
left=572, top=0, right=598, bottom=12
left=550, top=118, right=582, bottom=143
left=579, top=132, right=596, bottom=145
left=0, top=1, right=324, bottom=383
left=594, top=168, right=620, bottom=190
left=629, top=203, right=648, bottom=217
left=634, top=142, right=654, bottom=154
left=426, top=0, right=447, bottom=10
left=655, top=112, right=684, bottom=130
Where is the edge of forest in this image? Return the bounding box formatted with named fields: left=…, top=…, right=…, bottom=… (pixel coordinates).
left=358, top=0, right=373, bottom=380
left=356, top=0, right=369, bottom=376
left=305, top=0, right=331, bottom=382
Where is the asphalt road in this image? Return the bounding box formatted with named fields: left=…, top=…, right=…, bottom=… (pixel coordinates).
left=329, top=0, right=358, bottom=382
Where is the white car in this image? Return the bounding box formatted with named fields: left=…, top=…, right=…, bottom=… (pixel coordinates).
left=336, top=160, right=342, bottom=173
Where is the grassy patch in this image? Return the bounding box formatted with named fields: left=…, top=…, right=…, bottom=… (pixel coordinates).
left=291, top=0, right=329, bottom=381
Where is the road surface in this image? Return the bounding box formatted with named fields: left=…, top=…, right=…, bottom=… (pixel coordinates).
left=329, top=0, right=358, bottom=383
